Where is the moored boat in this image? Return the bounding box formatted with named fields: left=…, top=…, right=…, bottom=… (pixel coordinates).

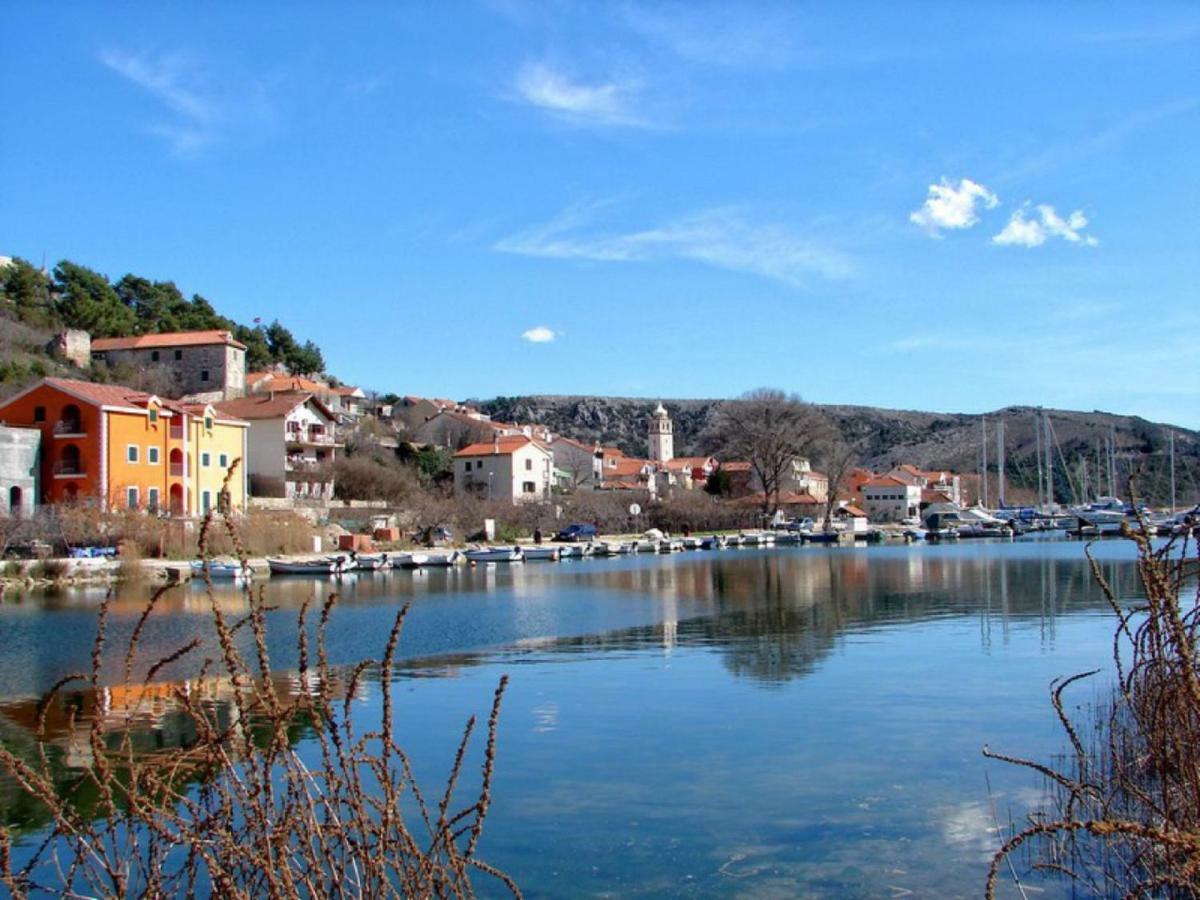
left=267, top=557, right=340, bottom=576
left=522, top=546, right=561, bottom=561
left=700, top=535, right=728, bottom=550
left=464, top=546, right=523, bottom=563
left=350, top=553, right=390, bottom=570
left=594, top=541, right=637, bottom=555
left=190, top=560, right=252, bottom=580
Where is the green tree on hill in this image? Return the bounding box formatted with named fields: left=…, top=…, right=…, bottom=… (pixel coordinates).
left=53, top=261, right=136, bottom=336
left=0, top=258, right=56, bottom=328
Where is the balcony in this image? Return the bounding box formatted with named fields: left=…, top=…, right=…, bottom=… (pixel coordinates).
left=52, top=421, right=86, bottom=438
left=52, top=461, right=86, bottom=478
left=286, top=429, right=337, bottom=446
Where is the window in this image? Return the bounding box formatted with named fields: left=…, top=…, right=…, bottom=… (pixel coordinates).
left=148, top=447, right=160, bottom=464
left=201, top=370, right=210, bottom=383
left=202, top=491, right=212, bottom=514
left=218, top=453, right=229, bottom=468
left=201, top=452, right=211, bottom=468
left=151, top=350, right=160, bottom=362
left=204, top=416, right=213, bottom=431
left=522, top=482, right=536, bottom=494
left=33, top=406, right=45, bottom=423
left=127, top=487, right=139, bottom=509
left=476, top=460, right=483, bottom=470
left=174, top=349, right=182, bottom=361
left=148, top=408, right=158, bottom=424
left=525, top=458, right=533, bottom=470
left=127, top=445, right=139, bottom=463
left=147, top=487, right=159, bottom=513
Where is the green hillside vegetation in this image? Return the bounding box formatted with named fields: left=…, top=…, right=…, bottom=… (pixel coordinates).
left=0, top=257, right=324, bottom=393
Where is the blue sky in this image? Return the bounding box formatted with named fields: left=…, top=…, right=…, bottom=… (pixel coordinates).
left=2, top=3, right=1197, bottom=427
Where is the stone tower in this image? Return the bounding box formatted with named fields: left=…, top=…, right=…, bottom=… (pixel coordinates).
left=648, top=402, right=674, bottom=463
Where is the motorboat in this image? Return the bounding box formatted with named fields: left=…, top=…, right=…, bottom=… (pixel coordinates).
left=681, top=537, right=702, bottom=550
left=771, top=531, right=802, bottom=545
left=349, top=553, right=390, bottom=570
left=267, top=557, right=340, bottom=576
left=656, top=539, right=684, bottom=553
left=558, top=543, right=595, bottom=559
left=392, top=550, right=463, bottom=569
left=464, top=546, right=523, bottom=563
left=190, top=560, right=252, bottom=580
left=700, top=535, right=728, bottom=550
left=522, top=546, right=561, bottom=561
left=594, top=541, right=637, bottom=555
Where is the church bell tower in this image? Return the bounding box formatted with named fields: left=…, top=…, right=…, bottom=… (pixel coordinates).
left=648, top=402, right=674, bottom=463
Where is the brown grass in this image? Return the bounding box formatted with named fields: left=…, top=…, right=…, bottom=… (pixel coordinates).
left=0, top=464, right=518, bottom=898
left=985, top=494, right=1200, bottom=898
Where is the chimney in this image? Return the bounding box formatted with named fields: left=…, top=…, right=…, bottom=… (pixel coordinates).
left=493, top=433, right=500, bottom=455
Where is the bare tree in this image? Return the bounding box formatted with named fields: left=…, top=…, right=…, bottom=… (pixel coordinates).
left=818, top=437, right=858, bottom=532
left=704, top=388, right=833, bottom=519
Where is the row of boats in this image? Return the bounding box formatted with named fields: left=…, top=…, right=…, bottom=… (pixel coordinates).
left=189, top=531, right=830, bottom=579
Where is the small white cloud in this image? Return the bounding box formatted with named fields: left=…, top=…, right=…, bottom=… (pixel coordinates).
left=521, top=326, right=558, bottom=343
left=910, top=177, right=999, bottom=236
left=513, top=62, right=644, bottom=127
left=993, top=204, right=1099, bottom=247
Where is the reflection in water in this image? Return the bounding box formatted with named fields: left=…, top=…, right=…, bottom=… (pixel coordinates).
left=0, top=541, right=1144, bottom=894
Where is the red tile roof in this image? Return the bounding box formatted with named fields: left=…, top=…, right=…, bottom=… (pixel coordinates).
left=38, top=377, right=157, bottom=410
left=864, top=475, right=912, bottom=488
left=252, top=375, right=328, bottom=394
left=91, top=329, right=246, bottom=352
left=603, top=458, right=652, bottom=478
left=213, top=392, right=334, bottom=421
left=720, top=461, right=752, bottom=472
left=454, top=436, right=550, bottom=457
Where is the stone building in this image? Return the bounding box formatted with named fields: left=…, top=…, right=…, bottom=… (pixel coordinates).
left=90, top=330, right=247, bottom=402
left=47, top=329, right=92, bottom=368
left=0, top=424, right=39, bottom=516
left=648, top=402, right=674, bottom=463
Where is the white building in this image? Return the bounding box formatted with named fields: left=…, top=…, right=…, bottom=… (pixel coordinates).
left=214, top=393, right=341, bottom=500
left=648, top=402, right=674, bottom=463
left=861, top=475, right=922, bottom=522
left=453, top=435, right=554, bottom=503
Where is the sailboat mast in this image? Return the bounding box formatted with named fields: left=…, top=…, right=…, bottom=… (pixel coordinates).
left=997, top=418, right=1006, bottom=508
left=981, top=417, right=988, bottom=508
left=1169, top=430, right=1176, bottom=513
left=1035, top=412, right=1045, bottom=510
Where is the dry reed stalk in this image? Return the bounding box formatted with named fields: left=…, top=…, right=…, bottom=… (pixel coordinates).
left=0, top=461, right=519, bottom=898
left=985, top=490, right=1200, bottom=898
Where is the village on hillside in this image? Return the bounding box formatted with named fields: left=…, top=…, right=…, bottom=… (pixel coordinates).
left=0, top=326, right=995, bottom=543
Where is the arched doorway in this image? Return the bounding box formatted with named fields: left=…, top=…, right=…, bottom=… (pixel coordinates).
left=8, top=486, right=21, bottom=517
left=169, top=447, right=184, bottom=478
left=169, top=483, right=185, bottom=516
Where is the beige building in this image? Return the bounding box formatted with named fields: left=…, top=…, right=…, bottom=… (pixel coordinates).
left=453, top=436, right=554, bottom=503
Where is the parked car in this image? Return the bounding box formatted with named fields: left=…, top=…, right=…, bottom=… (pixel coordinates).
left=555, top=523, right=598, bottom=542
left=783, top=517, right=814, bottom=532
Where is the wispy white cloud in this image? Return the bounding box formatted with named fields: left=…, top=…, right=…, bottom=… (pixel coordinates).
left=99, top=47, right=273, bottom=155
left=521, top=326, right=558, bottom=343
left=496, top=202, right=854, bottom=287
left=993, top=204, right=1098, bottom=248
left=513, top=62, right=646, bottom=127
left=621, top=4, right=800, bottom=69
left=909, top=178, right=999, bottom=236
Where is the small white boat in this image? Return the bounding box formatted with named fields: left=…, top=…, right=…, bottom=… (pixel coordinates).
left=657, top=539, right=684, bottom=553
left=522, top=546, right=561, bottom=561
left=325, top=555, right=358, bottom=572
left=558, top=542, right=596, bottom=558
left=681, top=537, right=702, bottom=550
left=700, top=535, right=727, bottom=550
left=268, top=558, right=339, bottom=576
left=351, top=553, right=390, bottom=570
left=771, top=532, right=802, bottom=546
left=725, top=535, right=746, bottom=548
left=464, top=546, right=523, bottom=563
left=190, top=560, right=252, bottom=580
left=392, top=550, right=464, bottom=569
left=741, top=532, right=775, bottom=547
left=593, top=541, right=633, bottom=556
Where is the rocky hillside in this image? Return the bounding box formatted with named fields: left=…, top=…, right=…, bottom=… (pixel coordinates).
left=475, top=395, right=1200, bottom=506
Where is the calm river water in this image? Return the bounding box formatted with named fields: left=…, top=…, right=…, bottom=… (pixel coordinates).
left=0, top=538, right=1144, bottom=897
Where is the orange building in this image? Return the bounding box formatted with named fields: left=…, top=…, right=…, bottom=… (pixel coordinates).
left=0, top=378, right=247, bottom=513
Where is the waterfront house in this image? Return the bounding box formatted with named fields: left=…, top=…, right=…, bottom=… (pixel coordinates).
left=213, top=392, right=340, bottom=501
left=453, top=435, right=554, bottom=503
left=0, top=424, right=40, bottom=516
left=0, top=378, right=247, bottom=513
left=90, top=329, right=248, bottom=402
left=862, top=474, right=923, bottom=522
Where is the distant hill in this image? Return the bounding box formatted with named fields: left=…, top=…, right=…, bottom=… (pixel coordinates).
left=475, top=395, right=1200, bottom=507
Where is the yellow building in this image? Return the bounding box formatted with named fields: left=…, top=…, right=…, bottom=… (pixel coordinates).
left=183, top=403, right=250, bottom=514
